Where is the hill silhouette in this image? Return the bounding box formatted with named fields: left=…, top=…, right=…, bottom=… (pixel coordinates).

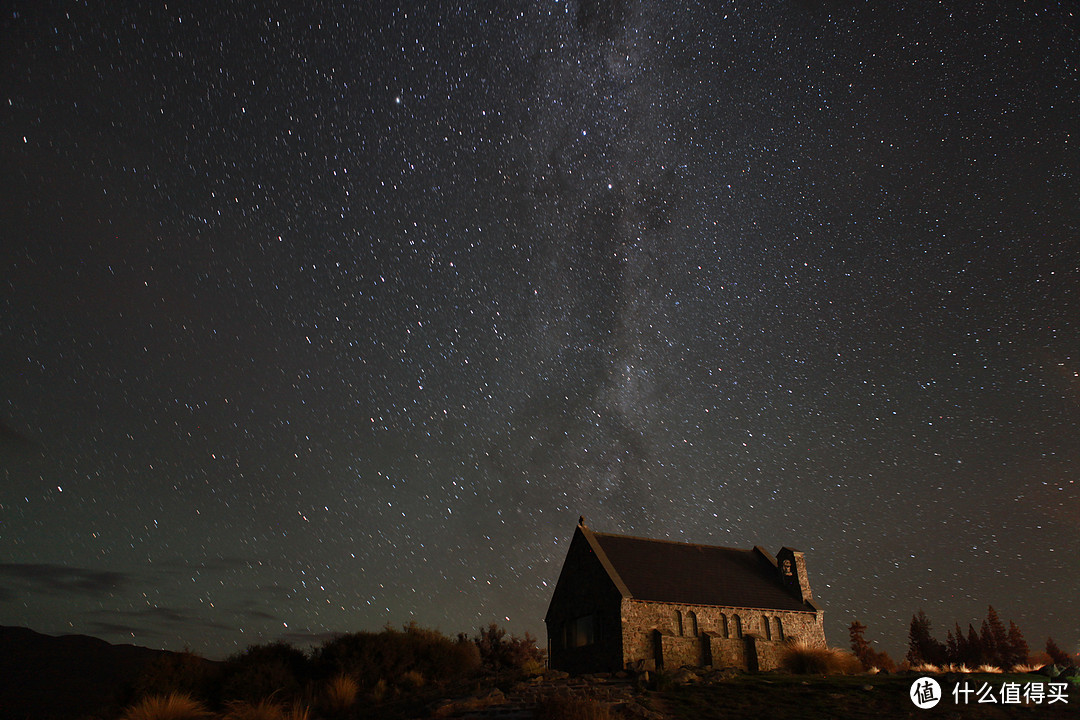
left=0, top=625, right=207, bottom=719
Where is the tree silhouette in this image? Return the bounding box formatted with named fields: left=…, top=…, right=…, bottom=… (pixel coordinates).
left=1046, top=637, right=1071, bottom=666
left=981, top=606, right=1009, bottom=666
left=906, top=610, right=946, bottom=666
left=848, top=619, right=895, bottom=671
left=965, top=624, right=983, bottom=666
left=849, top=621, right=870, bottom=666
left=1004, top=621, right=1029, bottom=669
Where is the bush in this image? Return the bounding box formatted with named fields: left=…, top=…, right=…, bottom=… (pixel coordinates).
left=220, top=642, right=312, bottom=704
left=221, top=698, right=285, bottom=720
left=473, top=623, right=546, bottom=672
left=865, top=649, right=897, bottom=673
left=121, top=692, right=211, bottom=720
left=401, top=669, right=426, bottom=689
left=780, top=641, right=863, bottom=675
left=132, top=651, right=220, bottom=702
left=313, top=624, right=480, bottom=689
left=535, top=696, right=612, bottom=720
left=220, top=699, right=312, bottom=720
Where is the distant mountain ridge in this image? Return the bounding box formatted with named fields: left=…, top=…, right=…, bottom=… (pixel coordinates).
left=0, top=626, right=190, bottom=719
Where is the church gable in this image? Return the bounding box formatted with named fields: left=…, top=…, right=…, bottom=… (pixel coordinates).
left=544, top=524, right=624, bottom=625
left=544, top=523, right=626, bottom=673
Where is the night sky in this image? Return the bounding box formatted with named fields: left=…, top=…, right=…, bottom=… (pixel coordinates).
left=2, top=1, right=1078, bottom=661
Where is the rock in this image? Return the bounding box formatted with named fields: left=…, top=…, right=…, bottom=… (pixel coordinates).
left=480, top=688, right=506, bottom=704
left=670, top=667, right=699, bottom=685
left=621, top=702, right=653, bottom=718
left=428, top=698, right=456, bottom=715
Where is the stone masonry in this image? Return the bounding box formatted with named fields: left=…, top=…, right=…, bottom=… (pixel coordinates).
left=621, top=599, right=825, bottom=672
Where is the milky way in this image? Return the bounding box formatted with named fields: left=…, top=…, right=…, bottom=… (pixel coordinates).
left=2, top=1, right=1078, bottom=659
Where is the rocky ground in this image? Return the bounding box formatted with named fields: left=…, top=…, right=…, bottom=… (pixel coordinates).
left=427, top=666, right=1080, bottom=720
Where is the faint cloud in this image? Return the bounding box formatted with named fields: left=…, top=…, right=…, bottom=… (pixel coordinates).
left=86, top=620, right=157, bottom=639
left=281, top=629, right=344, bottom=648
left=0, top=563, right=128, bottom=597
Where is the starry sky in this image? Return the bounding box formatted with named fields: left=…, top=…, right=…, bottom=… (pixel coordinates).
left=2, top=1, right=1078, bottom=661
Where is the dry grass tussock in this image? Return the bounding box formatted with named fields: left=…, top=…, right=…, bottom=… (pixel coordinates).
left=401, top=669, right=425, bottom=689
left=780, top=641, right=863, bottom=675
left=121, top=692, right=212, bottom=720
left=534, top=696, right=613, bottom=720
left=221, top=698, right=311, bottom=720
left=323, top=673, right=359, bottom=712
left=914, top=663, right=1018, bottom=675
left=975, top=664, right=1004, bottom=674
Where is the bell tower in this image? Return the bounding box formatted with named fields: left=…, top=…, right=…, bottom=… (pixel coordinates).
left=776, top=547, right=812, bottom=604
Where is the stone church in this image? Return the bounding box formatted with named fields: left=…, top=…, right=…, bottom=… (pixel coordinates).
left=544, top=518, right=827, bottom=674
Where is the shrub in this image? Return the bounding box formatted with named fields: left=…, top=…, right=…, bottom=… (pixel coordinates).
left=121, top=692, right=211, bottom=720
left=220, top=642, right=311, bottom=703
left=535, top=696, right=612, bottom=720
left=132, top=650, right=220, bottom=701
left=221, top=698, right=286, bottom=720
left=220, top=699, right=312, bottom=720
left=401, top=669, right=425, bottom=689
left=780, top=641, right=863, bottom=675
left=220, top=699, right=313, bottom=720
left=313, top=624, right=480, bottom=688
left=866, top=649, right=897, bottom=673
left=473, top=623, right=546, bottom=672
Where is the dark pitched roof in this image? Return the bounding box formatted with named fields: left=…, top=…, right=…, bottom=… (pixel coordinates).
left=585, top=528, right=811, bottom=612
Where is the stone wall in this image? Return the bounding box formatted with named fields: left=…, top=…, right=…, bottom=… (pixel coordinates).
left=620, top=599, right=825, bottom=671
left=707, top=634, right=750, bottom=669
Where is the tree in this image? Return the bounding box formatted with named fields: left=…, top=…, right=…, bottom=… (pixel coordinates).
left=946, top=622, right=972, bottom=666
left=1046, top=637, right=1071, bottom=666
left=850, top=621, right=871, bottom=667
left=966, top=624, right=984, bottom=666
left=907, top=610, right=946, bottom=666
left=981, top=606, right=1009, bottom=667
left=1004, top=621, right=1029, bottom=669
left=848, top=619, right=895, bottom=672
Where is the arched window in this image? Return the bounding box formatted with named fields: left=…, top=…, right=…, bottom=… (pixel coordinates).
left=733, top=614, right=743, bottom=639
left=763, top=615, right=772, bottom=640
left=687, top=611, right=698, bottom=637
left=675, top=610, right=684, bottom=636
left=721, top=613, right=729, bottom=638
left=776, top=617, right=785, bottom=640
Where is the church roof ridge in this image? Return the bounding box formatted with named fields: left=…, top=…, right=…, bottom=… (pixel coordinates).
left=588, top=527, right=765, bottom=555
left=583, top=523, right=813, bottom=613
